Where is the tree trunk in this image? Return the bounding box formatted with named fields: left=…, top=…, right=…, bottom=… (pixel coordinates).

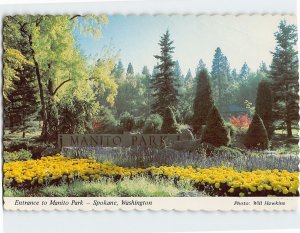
left=28, top=34, right=48, bottom=141
left=286, top=120, right=293, bottom=137
left=285, top=82, right=293, bottom=138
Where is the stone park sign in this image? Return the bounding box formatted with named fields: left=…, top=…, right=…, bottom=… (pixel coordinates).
left=58, top=132, right=184, bottom=148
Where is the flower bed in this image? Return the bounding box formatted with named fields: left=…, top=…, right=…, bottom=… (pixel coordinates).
left=3, top=155, right=299, bottom=197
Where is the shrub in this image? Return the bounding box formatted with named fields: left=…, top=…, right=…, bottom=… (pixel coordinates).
left=120, top=112, right=135, bottom=132
left=224, top=122, right=237, bottom=138
left=244, top=113, right=269, bottom=150
left=192, top=69, right=214, bottom=134
left=135, top=117, right=146, bottom=130
left=5, top=140, right=29, bottom=152
left=143, top=114, right=163, bottom=133
left=4, top=149, right=32, bottom=162
left=229, top=115, right=251, bottom=128
left=202, top=106, right=230, bottom=147
left=255, top=80, right=273, bottom=138
left=161, top=107, right=181, bottom=134
left=213, top=146, right=243, bottom=157
left=94, top=107, right=118, bottom=133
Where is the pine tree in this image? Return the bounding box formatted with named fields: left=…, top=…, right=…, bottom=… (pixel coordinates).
left=202, top=105, right=230, bottom=147
left=239, top=62, right=250, bottom=80
left=192, top=69, right=214, bottom=134
left=113, top=60, right=125, bottom=80
left=142, top=66, right=152, bottom=115
left=173, top=60, right=183, bottom=80
left=195, top=59, right=206, bottom=76
left=126, top=62, right=134, bottom=76
left=231, top=68, right=238, bottom=81
left=8, top=65, right=38, bottom=138
left=211, top=47, right=231, bottom=107
left=161, top=107, right=180, bottom=134
left=151, top=30, right=180, bottom=117
left=185, top=69, right=193, bottom=83
left=259, top=61, right=268, bottom=74
left=270, top=20, right=299, bottom=137
left=142, top=66, right=151, bottom=78
left=255, top=80, right=273, bottom=138
left=244, top=113, right=269, bottom=150
left=173, top=60, right=185, bottom=88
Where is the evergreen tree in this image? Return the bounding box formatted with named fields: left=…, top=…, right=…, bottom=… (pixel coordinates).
left=244, top=113, right=269, bottom=150
left=151, top=30, right=180, bottom=117
left=142, top=66, right=151, bottom=78
left=161, top=107, right=180, bottom=134
left=126, top=62, right=134, bottom=76
left=202, top=105, right=230, bottom=147
left=195, top=59, right=206, bottom=75
left=259, top=61, right=268, bottom=74
left=114, top=60, right=125, bottom=80
left=211, top=47, right=231, bottom=106
left=270, top=20, right=299, bottom=137
left=192, top=69, right=214, bottom=134
left=185, top=69, right=193, bottom=83
left=255, top=80, right=273, bottom=138
left=231, top=68, right=238, bottom=81
left=141, top=66, right=152, bottom=115
left=239, top=62, right=250, bottom=80
left=173, top=60, right=183, bottom=80
left=8, top=65, right=38, bottom=138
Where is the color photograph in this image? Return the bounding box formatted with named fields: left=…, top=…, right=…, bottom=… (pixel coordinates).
left=3, top=14, right=299, bottom=198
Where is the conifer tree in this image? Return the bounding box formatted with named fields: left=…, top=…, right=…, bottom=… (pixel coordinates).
left=211, top=47, right=231, bottom=106
left=151, top=30, right=180, bottom=118
left=142, top=66, right=151, bottom=78
left=114, top=60, right=125, bottom=80
left=244, top=113, right=269, bottom=150
left=185, top=69, right=193, bottom=83
left=259, top=61, right=268, bottom=74
left=126, top=62, right=134, bottom=76
left=239, top=62, right=250, bottom=80
left=8, top=65, right=38, bottom=138
left=192, top=69, right=214, bottom=134
left=161, top=107, right=180, bottom=134
left=202, top=105, right=230, bottom=147
left=195, top=59, right=206, bottom=76
left=270, top=20, right=299, bottom=137
left=255, top=80, right=273, bottom=138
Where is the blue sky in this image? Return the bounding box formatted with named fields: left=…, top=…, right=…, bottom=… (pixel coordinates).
left=75, top=15, right=297, bottom=76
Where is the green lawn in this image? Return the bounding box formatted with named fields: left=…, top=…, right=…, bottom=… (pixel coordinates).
left=4, top=177, right=205, bottom=197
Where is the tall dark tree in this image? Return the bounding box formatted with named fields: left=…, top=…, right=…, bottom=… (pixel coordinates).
left=8, top=65, right=38, bottom=138
left=255, top=80, right=273, bottom=138
left=202, top=105, right=230, bottom=147
left=211, top=47, right=231, bottom=106
left=192, top=69, right=214, bottom=135
left=244, top=113, right=269, bottom=150
left=239, top=62, right=250, bottom=80
left=270, top=20, right=299, bottom=137
left=151, top=30, right=180, bottom=117
left=126, top=62, right=134, bottom=76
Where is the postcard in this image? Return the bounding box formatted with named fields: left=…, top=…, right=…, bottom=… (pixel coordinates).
left=2, top=14, right=299, bottom=211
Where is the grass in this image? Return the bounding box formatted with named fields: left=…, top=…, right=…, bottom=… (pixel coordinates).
left=3, top=176, right=204, bottom=197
